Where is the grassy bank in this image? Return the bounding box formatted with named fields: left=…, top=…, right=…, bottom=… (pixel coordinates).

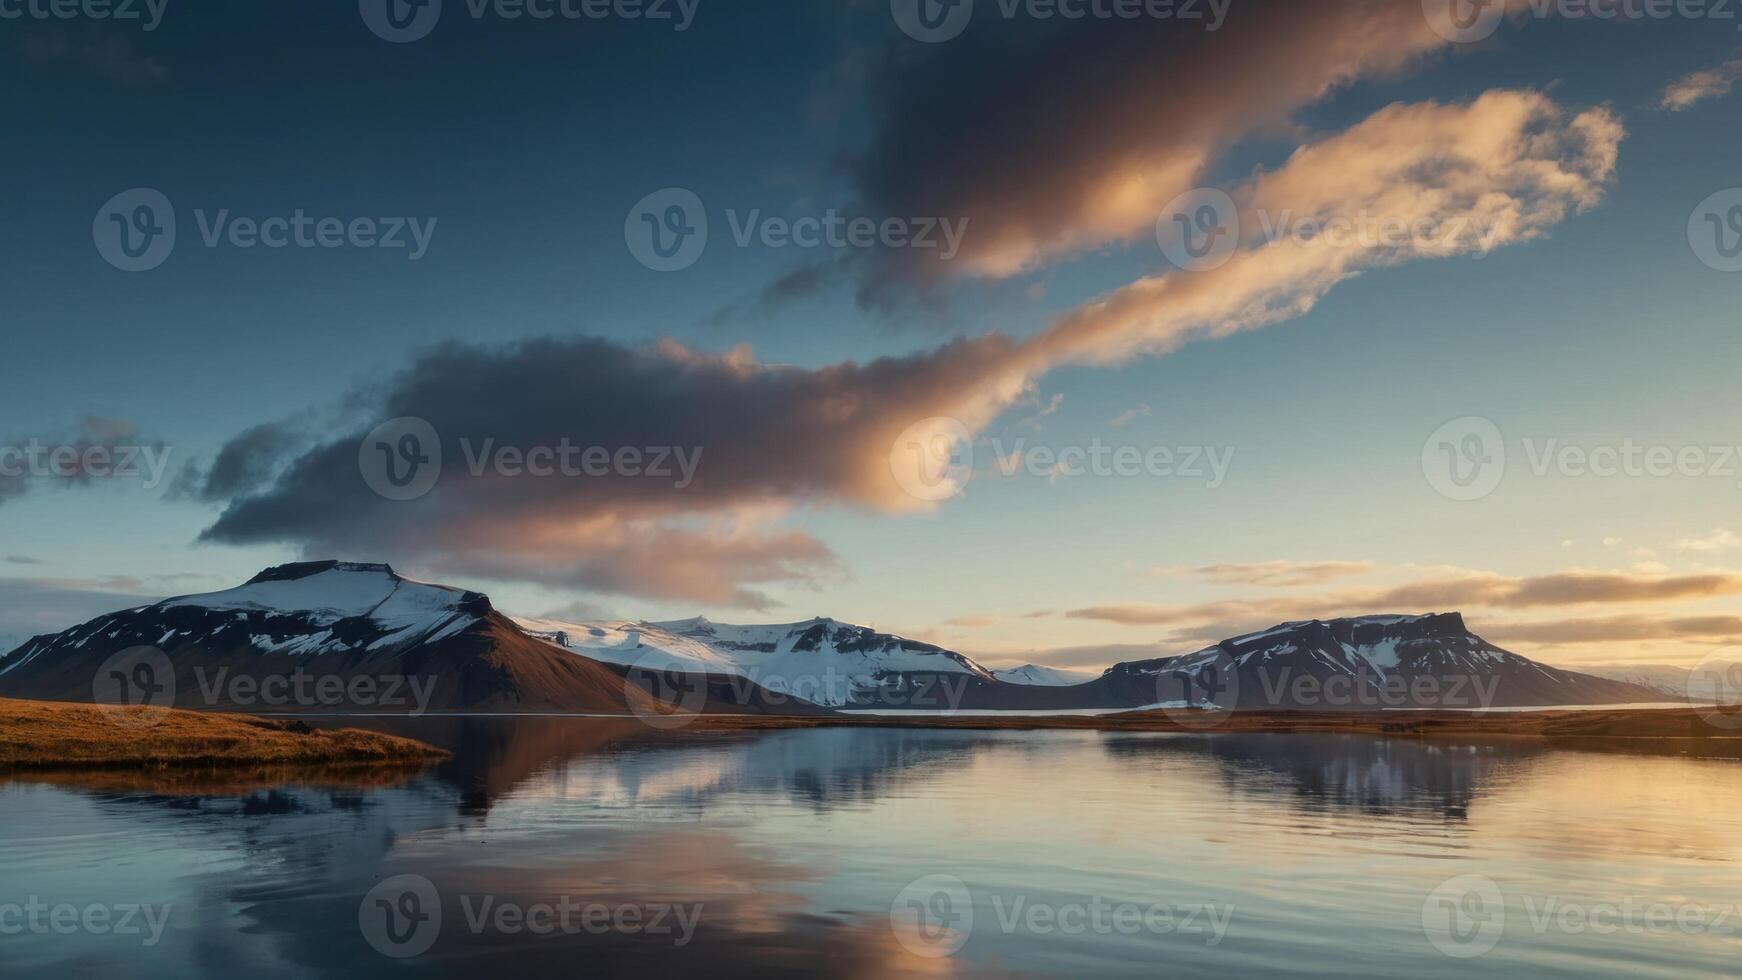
left=0, top=697, right=449, bottom=771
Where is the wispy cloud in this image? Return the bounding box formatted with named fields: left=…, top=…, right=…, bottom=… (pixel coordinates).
left=1149, top=560, right=1377, bottom=587
left=1487, top=615, right=1742, bottom=645
left=1660, top=58, right=1742, bottom=111
left=1109, top=404, right=1152, bottom=428
left=1674, top=528, right=1739, bottom=554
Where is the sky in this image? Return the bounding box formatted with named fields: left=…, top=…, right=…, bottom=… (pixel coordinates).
left=2, top=0, right=1741, bottom=671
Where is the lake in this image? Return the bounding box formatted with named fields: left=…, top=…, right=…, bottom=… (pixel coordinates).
left=2, top=721, right=1740, bottom=977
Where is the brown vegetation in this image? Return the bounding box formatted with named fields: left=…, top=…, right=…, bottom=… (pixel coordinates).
left=0, top=697, right=448, bottom=771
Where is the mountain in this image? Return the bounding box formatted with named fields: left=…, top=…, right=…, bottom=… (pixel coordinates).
left=1578, top=662, right=1738, bottom=702
left=515, top=615, right=996, bottom=708
left=0, top=562, right=808, bottom=717
left=0, top=565, right=1671, bottom=716
left=989, top=664, right=1097, bottom=686
left=1061, top=613, right=1672, bottom=712
left=521, top=611, right=1669, bottom=712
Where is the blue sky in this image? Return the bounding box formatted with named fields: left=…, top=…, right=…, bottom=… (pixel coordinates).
left=4, top=1, right=1741, bottom=668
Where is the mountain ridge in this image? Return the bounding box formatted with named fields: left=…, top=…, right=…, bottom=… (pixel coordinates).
left=0, top=563, right=1673, bottom=715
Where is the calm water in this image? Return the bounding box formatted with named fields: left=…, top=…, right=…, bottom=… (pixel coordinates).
left=3, top=722, right=1741, bottom=978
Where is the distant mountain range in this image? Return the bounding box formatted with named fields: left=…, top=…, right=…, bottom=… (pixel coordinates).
left=0, top=561, right=1672, bottom=715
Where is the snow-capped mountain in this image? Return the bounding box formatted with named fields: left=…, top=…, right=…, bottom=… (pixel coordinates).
left=517, top=614, right=996, bottom=708
left=520, top=611, right=1665, bottom=712
left=0, top=564, right=1672, bottom=716
left=1577, top=662, right=1738, bottom=702
left=989, top=664, right=1096, bottom=687
left=0, top=562, right=804, bottom=716
left=1095, top=613, right=1669, bottom=711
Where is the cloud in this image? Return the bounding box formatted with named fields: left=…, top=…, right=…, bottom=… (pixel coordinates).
left=196, top=87, right=1622, bottom=606
left=1660, top=58, right=1742, bottom=111
left=0, top=416, right=169, bottom=506
left=1674, top=528, right=1739, bottom=554
left=197, top=335, right=1027, bottom=608
left=1016, top=91, right=1622, bottom=371
left=5, top=556, right=44, bottom=566
left=941, top=615, right=1002, bottom=628
left=848, top=0, right=1462, bottom=303
left=1066, top=569, right=1742, bottom=629
left=1153, top=560, right=1377, bottom=587
left=1486, top=615, right=1742, bottom=645
left=1109, top=404, right=1152, bottom=428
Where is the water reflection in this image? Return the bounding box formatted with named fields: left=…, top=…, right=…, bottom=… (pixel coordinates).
left=3, top=723, right=1740, bottom=978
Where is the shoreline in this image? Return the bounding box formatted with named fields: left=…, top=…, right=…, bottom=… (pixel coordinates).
left=681, top=705, right=1741, bottom=742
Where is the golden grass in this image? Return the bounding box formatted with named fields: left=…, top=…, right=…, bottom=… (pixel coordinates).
left=0, top=697, right=448, bottom=771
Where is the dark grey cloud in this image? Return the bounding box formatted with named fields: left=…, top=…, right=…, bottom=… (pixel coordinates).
left=198, top=333, right=1023, bottom=607
left=843, top=0, right=1453, bottom=307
